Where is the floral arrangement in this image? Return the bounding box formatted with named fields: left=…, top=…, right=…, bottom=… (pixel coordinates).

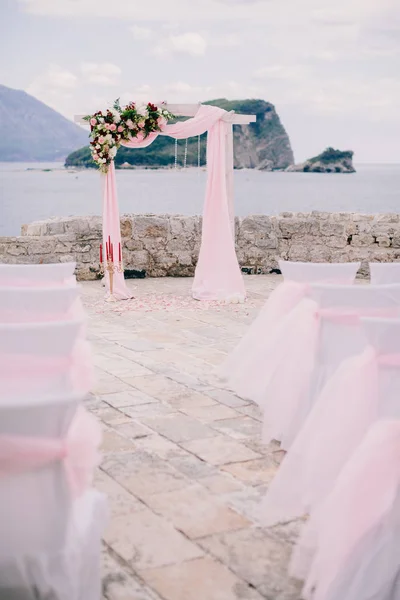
left=83, top=99, right=174, bottom=173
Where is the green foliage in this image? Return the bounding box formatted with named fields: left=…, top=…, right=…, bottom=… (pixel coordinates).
left=309, top=147, right=354, bottom=164
left=65, top=134, right=207, bottom=169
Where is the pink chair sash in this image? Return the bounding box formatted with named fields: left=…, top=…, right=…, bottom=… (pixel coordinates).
left=0, top=406, right=101, bottom=498
left=0, top=342, right=93, bottom=395
left=317, top=306, right=400, bottom=324
left=0, top=277, right=76, bottom=288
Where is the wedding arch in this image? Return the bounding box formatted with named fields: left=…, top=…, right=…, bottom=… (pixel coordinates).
left=75, top=103, right=256, bottom=302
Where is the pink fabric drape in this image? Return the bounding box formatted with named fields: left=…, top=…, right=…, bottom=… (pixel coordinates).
left=220, top=281, right=310, bottom=397
left=102, top=104, right=245, bottom=301
left=0, top=406, right=101, bottom=498
left=294, top=419, right=400, bottom=600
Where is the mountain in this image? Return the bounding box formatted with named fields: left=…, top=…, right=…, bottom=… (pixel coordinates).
left=65, top=99, right=294, bottom=171
left=0, top=84, right=88, bottom=161
left=286, top=147, right=355, bottom=173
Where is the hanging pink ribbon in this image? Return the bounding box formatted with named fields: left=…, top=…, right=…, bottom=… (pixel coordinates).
left=0, top=406, right=101, bottom=498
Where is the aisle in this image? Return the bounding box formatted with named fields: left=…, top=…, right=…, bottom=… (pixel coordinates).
left=82, top=275, right=303, bottom=600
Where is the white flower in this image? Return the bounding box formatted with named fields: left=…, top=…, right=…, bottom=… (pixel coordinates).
left=102, top=158, right=107, bottom=163
left=111, top=108, right=121, bottom=123
left=136, top=103, right=148, bottom=118
left=99, top=117, right=104, bottom=123
left=110, top=147, right=117, bottom=158
left=96, top=144, right=100, bottom=149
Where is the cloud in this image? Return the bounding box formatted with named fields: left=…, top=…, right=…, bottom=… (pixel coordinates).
left=164, top=81, right=207, bottom=97
left=80, top=62, right=121, bottom=86
left=253, top=65, right=308, bottom=82
left=154, top=33, right=207, bottom=58
left=27, top=64, right=78, bottom=117
left=17, top=0, right=282, bottom=20
left=170, top=32, right=207, bottom=56
left=130, top=25, right=153, bottom=40
left=211, top=33, right=241, bottom=47
left=28, top=63, right=77, bottom=91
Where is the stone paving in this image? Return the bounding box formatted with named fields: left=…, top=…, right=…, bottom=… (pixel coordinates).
left=82, top=275, right=303, bottom=600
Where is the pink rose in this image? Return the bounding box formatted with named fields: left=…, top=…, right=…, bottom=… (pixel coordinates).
left=138, top=120, right=145, bottom=128
left=98, top=136, right=105, bottom=144
left=110, top=123, right=117, bottom=131
left=90, top=118, right=96, bottom=126
left=93, top=154, right=99, bottom=160
left=117, top=125, right=124, bottom=132
left=104, top=123, right=110, bottom=130
left=126, top=119, right=134, bottom=128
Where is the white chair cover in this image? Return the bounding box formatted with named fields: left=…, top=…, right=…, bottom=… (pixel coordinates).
left=370, top=261, right=400, bottom=285
left=278, top=260, right=360, bottom=283
left=0, top=263, right=76, bottom=287
left=0, top=396, right=105, bottom=600
left=0, top=321, right=92, bottom=400
left=261, top=316, right=400, bottom=528
left=260, top=283, right=400, bottom=450
left=0, top=286, right=82, bottom=323
left=221, top=261, right=360, bottom=398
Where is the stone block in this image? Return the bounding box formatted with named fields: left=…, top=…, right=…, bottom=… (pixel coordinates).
left=133, top=216, right=169, bottom=240
left=198, top=528, right=302, bottom=598
left=376, top=236, right=391, bottom=248
left=7, top=244, right=28, bottom=256
left=23, top=221, right=48, bottom=236
left=120, top=216, right=133, bottom=238
left=319, top=221, right=345, bottom=236
left=27, top=240, right=55, bottom=255
left=47, top=220, right=66, bottom=235
left=103, top=506, right=203, bottom=569
left=350, top=234, right=375, bottom=247
left=139, top=556, right=264, bottom=600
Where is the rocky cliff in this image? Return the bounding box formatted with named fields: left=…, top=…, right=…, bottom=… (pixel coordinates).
left=0, top=85, right=88, bottom=161
left=65, top=99, right=294, bottom=171
left=286, top=147, right=355, bottom=173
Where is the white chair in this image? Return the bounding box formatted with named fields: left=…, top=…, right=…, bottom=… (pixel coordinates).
left=260, top=283, right=400, bottom=451
left=0, top=396, right=105, bottom=600
left=0, top=263, right=76, bottom=287
left=362, top=317, right=400, bottom=419
left=291, top=420, right=400, bottom=600
left=261, top=315, right=400, bottom=528
left=0, top=286, right=83, bottom=323
left=221, top=261, right=360, bottom=398
left=370, top=261, right=400, bottom=285
left=279, top=260, right=360, bottom=283
left=0, top=321, right=92, bottom=399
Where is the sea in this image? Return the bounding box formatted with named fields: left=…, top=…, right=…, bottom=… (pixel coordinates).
left=1, top=162, right=399, bottom=237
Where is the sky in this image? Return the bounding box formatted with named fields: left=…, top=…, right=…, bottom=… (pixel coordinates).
left=1, top=0, right=399, bottom=163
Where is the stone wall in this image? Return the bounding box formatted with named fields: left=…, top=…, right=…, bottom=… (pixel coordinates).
left=1, top=212, right=400, bottom=280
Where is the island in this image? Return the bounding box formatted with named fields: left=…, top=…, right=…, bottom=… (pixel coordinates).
left=286, top=147, right=355, bottom=173
left=65, top=99, right=294, bottom=171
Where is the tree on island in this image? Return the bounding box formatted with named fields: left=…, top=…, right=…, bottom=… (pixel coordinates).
left=287, top=147, right=355, bottom=173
